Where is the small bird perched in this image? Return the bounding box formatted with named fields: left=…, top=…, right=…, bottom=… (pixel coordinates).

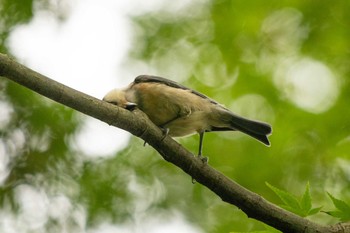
left=103, top=75, right=272, bottom=159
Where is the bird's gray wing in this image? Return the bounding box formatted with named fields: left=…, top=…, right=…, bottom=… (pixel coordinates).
left=134, top=75, right=219, bottom=105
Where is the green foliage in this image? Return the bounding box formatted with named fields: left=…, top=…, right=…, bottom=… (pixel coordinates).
left=230, top=223, right=281, bottom=233
left=325, top=193, right=350, bottom=221
left=266, top=182, right=322, bottom=217
left=0, top=0, right=35, bottom=53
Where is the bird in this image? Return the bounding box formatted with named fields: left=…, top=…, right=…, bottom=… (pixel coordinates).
left=103, top=75, right=272, bottom=160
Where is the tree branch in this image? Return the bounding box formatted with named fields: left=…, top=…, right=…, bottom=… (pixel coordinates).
left=0, top=53, right=348, bottom=233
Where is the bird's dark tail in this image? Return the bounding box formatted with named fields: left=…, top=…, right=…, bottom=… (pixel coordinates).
left=212, top=111, right=272, bottom=146
left=230, top=112, right=272, bottom=146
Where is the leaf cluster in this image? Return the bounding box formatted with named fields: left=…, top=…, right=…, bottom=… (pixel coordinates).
left=266, top=182, right=322, bottom=217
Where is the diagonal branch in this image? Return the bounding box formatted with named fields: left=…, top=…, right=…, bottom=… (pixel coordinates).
left=0, top=53, right=347, bottom=233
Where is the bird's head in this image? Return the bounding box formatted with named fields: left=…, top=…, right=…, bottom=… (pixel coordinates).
left=103, top=89, right=137, bottom=110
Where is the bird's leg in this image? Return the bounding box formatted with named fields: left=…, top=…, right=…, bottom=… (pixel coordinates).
left=158, top=110, right=186, bottom=141
left=198, top=132, right=204, bottom=156
left=159, top=107, right=191, bottom=136
left=191, top=132, right=208, bottom=183
left=198, top=132, right=208, bottom=163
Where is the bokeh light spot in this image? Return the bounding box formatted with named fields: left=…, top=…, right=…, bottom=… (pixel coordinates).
left=274, top=57, right=339, bottom=113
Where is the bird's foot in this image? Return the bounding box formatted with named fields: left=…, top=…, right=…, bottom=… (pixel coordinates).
left=198, top=154, right=209, bottom=163
left=160, top=127, right=169, bottom=141
left=190, top=155, right=208, bottom=184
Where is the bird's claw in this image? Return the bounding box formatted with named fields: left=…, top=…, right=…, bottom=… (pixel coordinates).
left=160, top=127, right=169, bottom=141
left=190, top=154, right=208, bottom=184
left=198, top=154, right=209, bottom=163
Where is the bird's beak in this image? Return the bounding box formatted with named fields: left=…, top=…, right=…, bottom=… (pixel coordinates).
left=125, top=102, right=137, bottom=110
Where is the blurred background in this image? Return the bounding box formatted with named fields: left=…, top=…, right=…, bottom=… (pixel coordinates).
left=1, top=0, right=350, bottom=232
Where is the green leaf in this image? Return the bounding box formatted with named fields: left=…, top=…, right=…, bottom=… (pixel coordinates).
left=266, top=182, right=321, bottom=217
left=308, top=206, right=323, bottom=215
left=325, top=210, right=345, bottom=219
left=230, top=226, right=281, bottom=233
left=326, top=193, right=350, bottom=221
left=300, top=182, right=312, bottom=212
left=300, top=182, right=322, bottom=216
left=266, top=182, right=300, bottom=211
left=327, top=193, right=350, bottom=212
